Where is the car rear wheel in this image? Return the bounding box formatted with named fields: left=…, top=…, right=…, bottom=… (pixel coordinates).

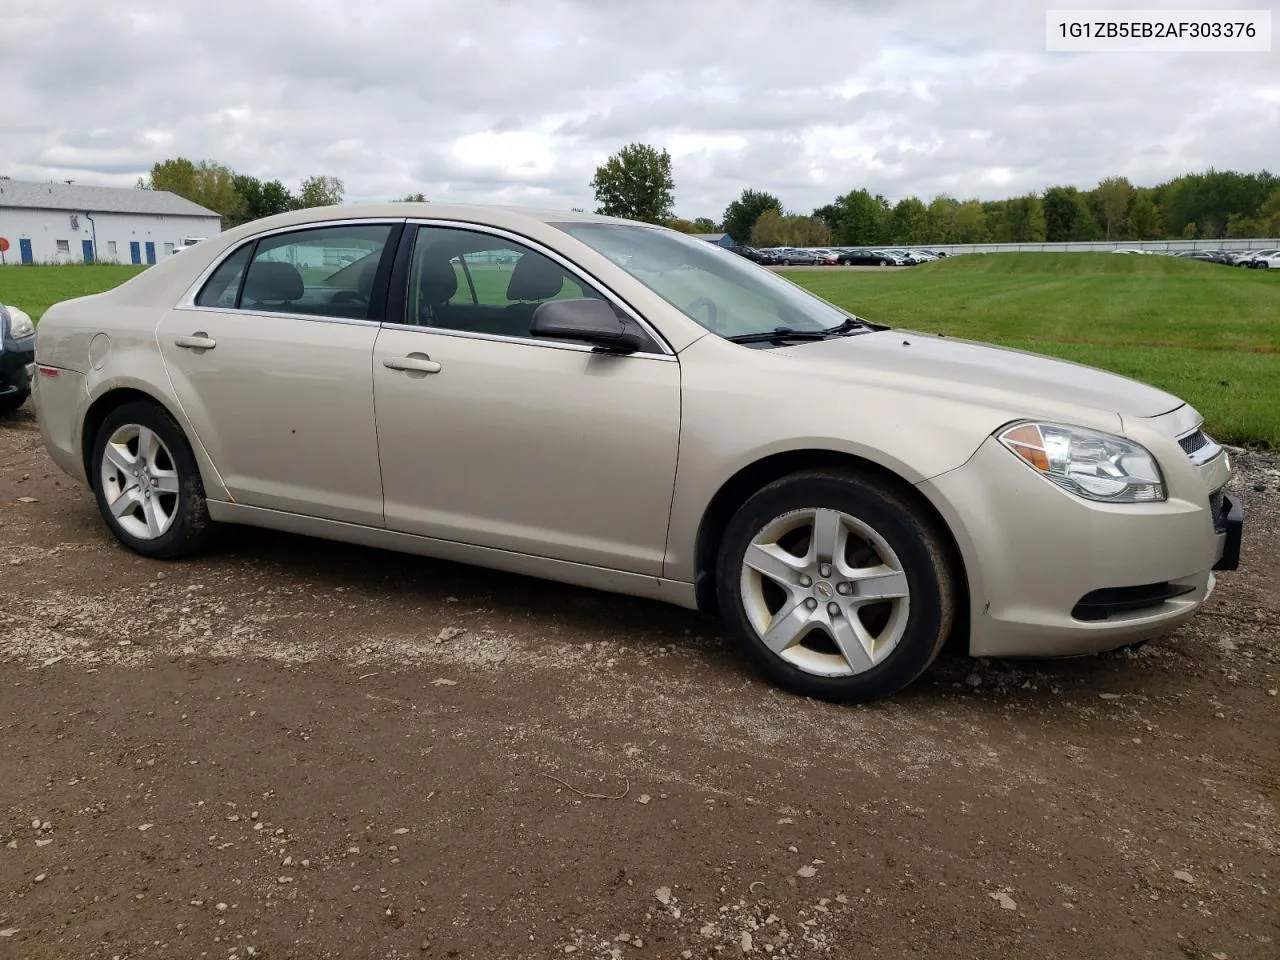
left=716, top=470, right=955, bottom=703
left=91, top=400, right=216, bottom=559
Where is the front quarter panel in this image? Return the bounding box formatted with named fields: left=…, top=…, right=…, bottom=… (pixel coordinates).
left=662, top=335, right=1035, bottom=580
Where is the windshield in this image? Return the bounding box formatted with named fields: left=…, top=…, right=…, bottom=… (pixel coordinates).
left=553, top=222, right=851, bottom=337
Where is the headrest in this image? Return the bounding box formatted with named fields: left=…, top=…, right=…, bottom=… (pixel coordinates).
left=242, top=260, right=303, bottom=303
left=506, top=253, right=565, bottom=301
left=418, top=258, right=458, bottom=303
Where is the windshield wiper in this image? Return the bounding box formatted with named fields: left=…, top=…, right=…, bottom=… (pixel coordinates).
left=725, top=327, right=834, bottom=344
left=823, top=316, right=888, bottom=335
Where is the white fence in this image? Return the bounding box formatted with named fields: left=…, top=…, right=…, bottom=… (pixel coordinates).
left=922, top=238, right=1280, bottom=255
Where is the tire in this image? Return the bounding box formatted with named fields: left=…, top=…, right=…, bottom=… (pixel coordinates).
left=716, top=469, right=955, bottom=703
left=90, top=399, right=216, bottom=559
left=879, top=259, right=890, bottom=267
left=0, top=390, right=29, bottom=416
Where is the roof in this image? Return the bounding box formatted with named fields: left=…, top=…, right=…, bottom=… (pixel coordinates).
left=0, top=178, right=220, bottom=218
left=192, top=201, right=638, bottom=237
left=691, top=232, right=729, bottom=241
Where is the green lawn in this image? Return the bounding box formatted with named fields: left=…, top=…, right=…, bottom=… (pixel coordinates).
left=2, top=254, right=1275, bottom=445
left=0, top=264, right=144, bottom=322
left=786, top=254, right=1280, bottom=446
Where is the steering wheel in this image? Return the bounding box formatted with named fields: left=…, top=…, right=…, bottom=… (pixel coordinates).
left=683, top=297, right=720, bottom=329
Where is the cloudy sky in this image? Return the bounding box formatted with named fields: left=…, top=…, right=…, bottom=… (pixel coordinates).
left=1, top=0, right=1277, bottom=219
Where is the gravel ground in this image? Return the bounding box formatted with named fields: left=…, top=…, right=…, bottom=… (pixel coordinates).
left=1, top=403, right=1277, bottom=960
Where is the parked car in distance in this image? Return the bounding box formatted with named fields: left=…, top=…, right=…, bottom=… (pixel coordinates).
left=726, top=244, right=777, bottom=266
left=0, top=302, right=36, bottom=414
left=1236, top=249, right=1280, bottom=268
left=808, top=248, right=840, bottom=266
left=1176, top=251, right=1231, bottom=264
left=869, top=249, right=909, bottom=266
left=772, top=247, right=821, bottom=266
left=170, top=236, right=207, bottom=255
left=32, top=203, right=1244, bottom=703
left=834, top=249, right=900, bottom=267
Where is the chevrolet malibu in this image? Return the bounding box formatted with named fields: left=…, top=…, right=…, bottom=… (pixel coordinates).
left=32, top=204, right=1244, bottom=702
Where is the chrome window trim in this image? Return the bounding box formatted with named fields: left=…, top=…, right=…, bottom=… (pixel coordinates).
left=175, top=217, right=408, bottom=310
left=376, top=321, right=676, bottom=361
left=402, top=218, right=675, bottom=356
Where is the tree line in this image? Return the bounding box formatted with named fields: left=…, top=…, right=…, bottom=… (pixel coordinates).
left=144, top=149, right=1280, bottom=248
left=588, top=145, right=1280, bottom=247
left=138, top=158, right=428, bottom=227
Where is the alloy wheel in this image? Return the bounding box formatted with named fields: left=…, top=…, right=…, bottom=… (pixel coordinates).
left=739, top=508, right=911, bottom=677
left=99, top=423, right=181, bottom=540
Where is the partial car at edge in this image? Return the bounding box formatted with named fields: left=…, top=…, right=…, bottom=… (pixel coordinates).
left=32, top=203, right=1244, bottom=703
left=0, top=303, right=36, bottom=414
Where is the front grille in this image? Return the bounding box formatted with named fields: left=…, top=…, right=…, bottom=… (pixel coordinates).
left=1179, top=430, right=1210, bottom=455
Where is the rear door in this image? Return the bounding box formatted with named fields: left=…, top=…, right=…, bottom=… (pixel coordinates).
left=156, top=221, right=402, bottom=526
left=371, top=222, right=681, bottom=574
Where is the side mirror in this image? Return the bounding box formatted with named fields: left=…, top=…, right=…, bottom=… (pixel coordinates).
left=529, top=298, right=647, bottom=353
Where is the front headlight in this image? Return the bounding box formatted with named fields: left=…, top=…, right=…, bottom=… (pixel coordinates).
left=3, top=306, right=35, bottom=340
left=998, top=422, right=1165, bottom=503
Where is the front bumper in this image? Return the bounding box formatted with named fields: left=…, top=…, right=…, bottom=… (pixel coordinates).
left=920, top=435, right=1237, bottom=659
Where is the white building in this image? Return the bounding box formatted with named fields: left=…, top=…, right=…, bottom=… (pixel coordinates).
left=0, top=178, right=222, bottom=266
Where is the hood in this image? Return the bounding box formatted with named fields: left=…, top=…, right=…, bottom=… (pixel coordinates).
left=776, top=329, right=1183, bottom=419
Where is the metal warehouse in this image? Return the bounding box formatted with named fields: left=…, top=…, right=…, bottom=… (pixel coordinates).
left=0, top=177, right=221, bottom=265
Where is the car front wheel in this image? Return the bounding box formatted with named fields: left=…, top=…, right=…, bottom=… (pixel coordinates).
left=716, top=470, right=956, bottom=703
left=0, top=389, right=29, bottom=416
left=91, top=400, right=216, bottom=559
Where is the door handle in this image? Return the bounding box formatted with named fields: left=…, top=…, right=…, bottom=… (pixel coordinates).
left=174, top=334, right=216, bottom=350
left=383, top=355, right=442, bottom=374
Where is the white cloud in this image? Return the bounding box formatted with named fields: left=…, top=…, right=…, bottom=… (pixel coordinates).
left=0, top=0, right=1276, bottom=220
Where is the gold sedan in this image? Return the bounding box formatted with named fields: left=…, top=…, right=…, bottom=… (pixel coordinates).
left=32, top=204, right=1243, bottom=701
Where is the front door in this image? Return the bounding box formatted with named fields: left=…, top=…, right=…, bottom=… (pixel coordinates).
left=156, top=222, right=400, bottom=526
left=144, top=242, right=156, bottom=264
left=19, top=239, right=33, bottom=264
left=82, top=239, right=95, bottom=263
left=372, top=224, right=681, bottom=575
left=129, top=241, right=141, bottom=264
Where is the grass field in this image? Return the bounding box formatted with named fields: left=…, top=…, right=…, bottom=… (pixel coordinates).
left=2, top=254, right=1275, bottom=444
left=0, top=264, right=144, bottom=322
left=786, top=254, right=1280, bottom=446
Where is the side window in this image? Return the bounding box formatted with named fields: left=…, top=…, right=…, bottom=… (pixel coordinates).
left=238, top=224, right=394, bottom=320
left=195, top=244, right=252, bottom=308
left=407, top=226, right=598, bottom=338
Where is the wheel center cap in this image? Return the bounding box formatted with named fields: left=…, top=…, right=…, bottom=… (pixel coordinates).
left=814, top=581, right=834, bottom=600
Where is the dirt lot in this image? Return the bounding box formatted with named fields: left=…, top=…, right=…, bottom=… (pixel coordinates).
left=1, top=403, right=1276, bottom=960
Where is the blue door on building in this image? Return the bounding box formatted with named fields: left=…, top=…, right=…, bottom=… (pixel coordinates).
left=82, top=239, right=95, bottom=263
left=144, top=242, right=156, bottom=265
left=19, top=239, right=33, bottom=264
left=129, top=241, right=141, bottom=264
